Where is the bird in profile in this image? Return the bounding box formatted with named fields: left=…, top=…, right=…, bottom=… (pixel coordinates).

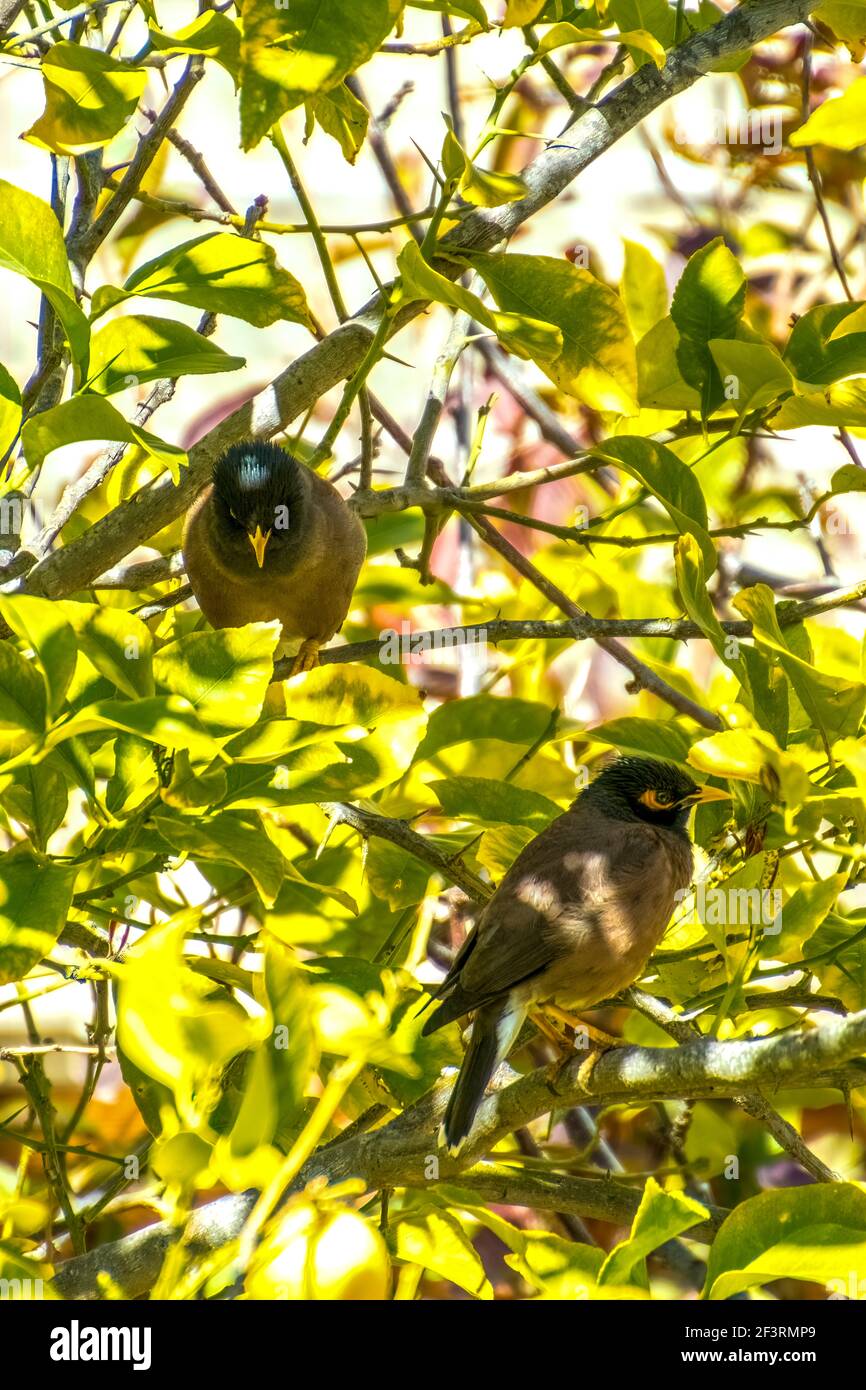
left=182, top=440, right=367, bottom=675
left=422, top=756, right=729, bottom=1156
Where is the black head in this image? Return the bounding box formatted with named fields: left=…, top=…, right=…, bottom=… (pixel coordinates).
left=211, top=441, right=307, bottom=571
left=580, top=756, right=727, bottom=833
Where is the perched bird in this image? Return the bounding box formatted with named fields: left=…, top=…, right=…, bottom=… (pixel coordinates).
left=422, top=756, right=729, bottom=1156
left=182, top=441, right=367, bottom=674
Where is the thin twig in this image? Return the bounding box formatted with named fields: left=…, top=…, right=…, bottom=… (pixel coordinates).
left=800, top=35, right=852, bottom=300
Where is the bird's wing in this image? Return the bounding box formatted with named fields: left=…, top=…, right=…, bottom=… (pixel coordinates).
left=422, top=890, right=560, bottom=1034
left=423, top=807, right=690, bottom=1033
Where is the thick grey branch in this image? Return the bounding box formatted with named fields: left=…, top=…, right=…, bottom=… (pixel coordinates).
left=52, top=1006, right=866, bottom=1298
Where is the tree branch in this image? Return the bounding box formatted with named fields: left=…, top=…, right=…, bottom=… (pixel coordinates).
left=263, top=576, right=866, bottom=676
left=52, top=1004, right=866, bottom=1298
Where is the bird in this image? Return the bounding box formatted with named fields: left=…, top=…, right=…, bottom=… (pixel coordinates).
left=422, top=756, right=729, bottom=1156
left=182, top=440, right=367, bottom=674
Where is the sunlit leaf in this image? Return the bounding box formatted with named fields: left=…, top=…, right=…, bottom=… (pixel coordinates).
left=23, top=396, right=187, bottom=482
left=704, top=1184, right=866, bottom=1299
left=92, top=232, right=313, bottom=330
left=238, top=0, right=402, bottom=149
left=463, top=251, right=639, bottom=415
left=307, top=83, right=369, bottom=163
left=149, top=13, right=241, bottom=81
left=621, top=239, right=668, bottom=340
left=592, top=436, right=716, bottom=571
left=0, top=179, right=90, bottom=368
left=0, top=855, right=76, bottom=984
left=154, top=623, right=281, bottom=732
left=88, top=315, right=245, bottom=395
left=23, top=42, right=146, bottom=156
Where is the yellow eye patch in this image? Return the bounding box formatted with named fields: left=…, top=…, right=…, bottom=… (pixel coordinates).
left=639, top=788, right=674, bottom=810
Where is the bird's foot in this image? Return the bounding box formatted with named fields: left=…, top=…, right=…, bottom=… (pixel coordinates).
left=533, top=1006, right=627, bottom=1091
left=576, top=1044, right=607, bottom=1091
left=288, top=639, right=322, bottom=677
left=530, top=1009, right=573, bottom=1062
left=545, top=1004, right=625, bottom=1052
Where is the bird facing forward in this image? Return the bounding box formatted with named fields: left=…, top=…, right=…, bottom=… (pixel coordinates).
left=422, top=756, right=729, bottom=1156
left=182, top=441, right=367, bottom=674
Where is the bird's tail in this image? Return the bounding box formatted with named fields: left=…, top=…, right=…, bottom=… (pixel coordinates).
left=440, top=999, right=526, bottom=1157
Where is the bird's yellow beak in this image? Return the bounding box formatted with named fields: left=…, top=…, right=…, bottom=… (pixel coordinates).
left=248, top=525, right=271, bottom=568
left=683, top=784, right=730, bottom=806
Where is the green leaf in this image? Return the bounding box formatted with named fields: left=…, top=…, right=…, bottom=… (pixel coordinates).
left=409, top=0, right=488, bottom=24
left=810, top=0, right=866, bottom=59
left=238, top=0, right=402, bottom=150
left=609, top=0, right=676, bottom=54
left=536, top=22, right=665, bottom=68
left=366, top=840, right=432, bottom=909
left=23, top=396, right=187, bottom=482
left=282, top=664, right=422, bottom=727
left=0, top=640, right=48, bottom=735
left=441, top=129, right=527, bottom=208
left=413, top=694, right=555, bottom=762
left=636, top=316, right=701, bottom=410
left=589, top=716, right=695, bottom=765
left=148, top=13, right=241, bottom=82
left=503, top=0, right=545, bottom=21
left=0, top=595, right=76, bottom=718
left=430, top=776, right=561, bottom=829
left=670, top=237, right=746, bottom=417
left=92, top=232, right=313, bottom=330
left=703, top=1184, right=866, bottom=1299
left=0, top=179, right=90, bottom=369
left=600, top=1178, right=709, bottom=1287
left=687, top=728, right=812, bottom=808
left=397, top=241, right=562, bottom=364
left=106, top=733, right=156, bottom=815
left=154, top=623, right=281, bottom=732
left=770, top=378, right=866, bottom=429
left=733, top=585, right=866, bottom=743
left=707, top=339, right=793, bottom=422
left=391, top=1206, right=492, bottom=1299
left=161, top=749, right=227, bottom=810
left=22, top=42, right=147, bottom=156
left=117, top=916, right=254, bottom=1110
left=620, top=239, right=668, bottom=339
left=791, top=74, right=866, bottom=149
left=152, top=810, right=285, bottom=906
left=671, top=237, right=745, bottom=345
left=463, top=251, right=638, bottom=415
left=60, top=601, right=154, bottom=700
left=45, top=696, right=223, bottom=763
left=306, top=83, right=369, bottom=163
left=771, top=873, right=847, bottom=961
left=0, top=364, right=21, bottom=464
left=783, top=302, right=866, bottom=389
left=829, top=463, right=866, bottom=498
left=592, top=436, right=716, bottom=572
left=88, top=315, right=245, bottom=395
left=263, top=942, right=318, bottom=1135
left=0, top=855, right=76, bottom=984
left=5, top=760, right=68, bottom=853
left=675, top=534, right=783, bottom=737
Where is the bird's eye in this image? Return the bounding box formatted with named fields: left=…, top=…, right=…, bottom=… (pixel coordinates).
left=640, top=789, right=673, bottom=810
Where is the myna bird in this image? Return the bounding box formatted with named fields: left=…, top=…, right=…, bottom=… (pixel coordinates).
left=422, top=756, right=729, bottom=1156
left=182, top=441, right=367, bottom=673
